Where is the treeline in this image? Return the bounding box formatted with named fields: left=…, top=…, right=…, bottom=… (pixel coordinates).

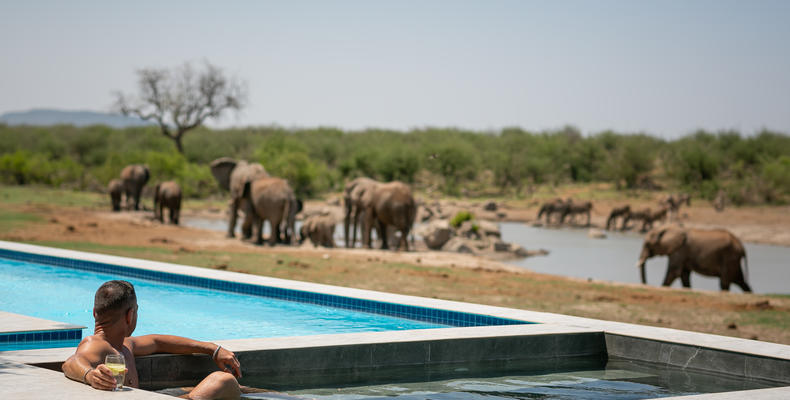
left=1, top=124, right=788, bottom=204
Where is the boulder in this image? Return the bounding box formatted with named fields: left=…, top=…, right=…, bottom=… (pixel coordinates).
left=458, top=221, right=481, bottom=239
left=587, top=228, right=607, bottom=239
left=422, top=219, right=454, bottom=250
left=496, top=211, right=507, bottom=219
left=509, top=243, right=530, bottom=258
left=442, top=237, right=475, bottom=254
left=483, top=201, right=498, bottom=211
left=492, top=240, right=510, bottom=252
left=476, top=220, right=501, bottom=238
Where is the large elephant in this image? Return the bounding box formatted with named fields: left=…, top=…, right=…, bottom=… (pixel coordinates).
left=343, top=177, right=380, bottom=248
left=120, top=164, right=150, bottom=211
left=299, top=214, right=336, bottom=248
left=636, top=226, right=751, bottom=292
left=210, top=157, right=269, bottom=238
left=108, top=179, right=123, bottom=212
left=362, top=181, right=416, bottom=251
left=243, top=177, right=296, bottom=246
left=153, top=181, right=182, bottom=225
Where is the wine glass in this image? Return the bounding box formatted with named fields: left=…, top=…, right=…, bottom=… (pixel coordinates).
left=104, top=353, right=126, bottom=391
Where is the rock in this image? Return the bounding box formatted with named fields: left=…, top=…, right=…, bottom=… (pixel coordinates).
left=422, top=219, right=454, bottom=250
left=587, top=228, right=607, bottom=239
left=509, top=244, right=530, bottom=258
left=458, top=220, right=481, bottom=239
left=442, top=237, right=475, bottom=254
left=483, top=201, right=498, bottom=211
left=496, top=211, right=507, bottom=219
left=493, top=240, right=510, bottom=252
left=476, top=220, right=501, bottom=238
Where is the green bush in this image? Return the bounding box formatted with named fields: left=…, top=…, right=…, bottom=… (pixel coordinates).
left=450, top=211, right=474, bottom=228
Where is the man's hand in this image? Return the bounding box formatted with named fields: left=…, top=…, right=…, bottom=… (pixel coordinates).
left=213, top=346, right=242, bottom=378
left=86, top=364, right=125, bottom=390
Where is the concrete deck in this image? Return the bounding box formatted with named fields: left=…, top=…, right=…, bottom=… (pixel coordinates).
left=0, top=311, right=84, bottom=334
left=1, top=240, right=789, bottom=399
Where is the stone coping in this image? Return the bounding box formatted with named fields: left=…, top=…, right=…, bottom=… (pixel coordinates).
left=0, top=311, right=84, bottom=334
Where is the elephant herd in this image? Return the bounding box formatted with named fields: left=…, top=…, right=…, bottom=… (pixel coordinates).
left=107, top=164, right=182, bottom=225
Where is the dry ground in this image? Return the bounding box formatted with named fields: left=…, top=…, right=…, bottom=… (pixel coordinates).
left=1, top=185, right=788, bottom=345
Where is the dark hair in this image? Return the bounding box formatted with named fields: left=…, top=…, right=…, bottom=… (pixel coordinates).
left=94, top=280, right=136, bottom=316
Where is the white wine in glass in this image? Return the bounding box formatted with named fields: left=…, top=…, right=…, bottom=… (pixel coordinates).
left=105, top=353, right=126, bottom=391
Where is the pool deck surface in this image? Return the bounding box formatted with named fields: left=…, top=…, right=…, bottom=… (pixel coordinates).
left=1, top=240, right=789, bottom=399
left=0, top=311, right=84, bottom=334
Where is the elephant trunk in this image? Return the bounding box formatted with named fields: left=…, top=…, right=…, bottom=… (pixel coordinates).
left=637, top=246, right=650, bottom=284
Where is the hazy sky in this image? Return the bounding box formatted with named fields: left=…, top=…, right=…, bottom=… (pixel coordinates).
left=2, top=0, right=789, bottom=137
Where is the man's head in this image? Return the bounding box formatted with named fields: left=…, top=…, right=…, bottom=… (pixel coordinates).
left=93, top=280, right=137, bottom=335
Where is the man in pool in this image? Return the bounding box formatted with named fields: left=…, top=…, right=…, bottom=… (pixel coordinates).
left=62, top=280, right=243, bottom=399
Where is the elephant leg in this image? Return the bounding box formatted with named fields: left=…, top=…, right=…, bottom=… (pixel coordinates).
left=680, top=268, right=691, bottom=288
left=662, top=263, right=681, bottom=287
left=378, top=221, right=389, bottom=250
left=169, top=206, right=175, bottom=224
left=173, top=204, right=180, bottom=225
left=399, top=228, right=409, bottom=251
left=270, top=220, right=280, bottom=247
left=133, top=188, right=141, bottom=211
left=254, top=218, right=264, bottom=245
left=227, top=199, right=239, bottom=238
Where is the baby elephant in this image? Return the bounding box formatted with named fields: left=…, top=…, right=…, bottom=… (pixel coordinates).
left=154, top=181, right=182, bottom=224
left=108, top=179, right=123, bottom=212
left=299, top=215, right=336, bottom=248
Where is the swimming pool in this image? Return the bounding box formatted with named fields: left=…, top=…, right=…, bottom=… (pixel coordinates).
left=0, top=250, right=525, bottom=350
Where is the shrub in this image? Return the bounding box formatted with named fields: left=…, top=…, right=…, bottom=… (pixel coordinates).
left=450, top=211, right=474, bottom=228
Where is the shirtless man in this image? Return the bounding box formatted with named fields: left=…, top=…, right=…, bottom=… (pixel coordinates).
left=62, top=280, right=242, bottom=399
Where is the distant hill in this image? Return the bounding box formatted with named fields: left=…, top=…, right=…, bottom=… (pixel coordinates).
left=0, top=109, right=154, bottom=128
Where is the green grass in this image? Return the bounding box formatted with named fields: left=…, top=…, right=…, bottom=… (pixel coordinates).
left=738, top=309, right=790, bottom=330
left=0, top=209, right=43, bottom=233
left=0, top=185, right=104, bottom=208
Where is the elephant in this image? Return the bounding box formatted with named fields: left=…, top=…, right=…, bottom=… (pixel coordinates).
left=210, top=157, right=269, bottom=239
left=343, top=177, right=381, bottom=248
left=536, top=198, right=566, bottom=225
left=362, top=181, right=416, bottom=251
left=153, top=181, right=182, bottom=225
left=605, top=205, right=630, bottom=230
left=108, top=179, right=123, bottom=212
left=637, top=226, right=751, bottom=292
left=120, top=164, right=150, bottom=211
left=559, top=200, right=592, bottom=226
left=242, top=177, right=297, bottom=246
left=299, top=214, right=336, bottom=248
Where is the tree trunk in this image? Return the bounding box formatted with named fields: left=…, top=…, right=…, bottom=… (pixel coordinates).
left=174, top=134, right=185, bottom=154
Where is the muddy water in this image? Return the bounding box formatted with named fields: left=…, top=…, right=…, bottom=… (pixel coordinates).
left=501, top=223, right=789, bottom=295
left=182, top=217, right=788, bottom=295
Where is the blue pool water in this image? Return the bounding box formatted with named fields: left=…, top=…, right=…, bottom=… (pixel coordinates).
left=0, top=258, right=449, bottom=344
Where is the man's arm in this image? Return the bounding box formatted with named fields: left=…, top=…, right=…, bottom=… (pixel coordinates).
left=62, top=338, right=123, bottom=390
left=127, top=335, right=241, bottom=377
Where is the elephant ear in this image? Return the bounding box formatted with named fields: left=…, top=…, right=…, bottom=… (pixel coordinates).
left=210, top=157, right=237, bottom=191
left=656, top=228, right=686, bottom=254
left=142, top=165, right=150, bottom=184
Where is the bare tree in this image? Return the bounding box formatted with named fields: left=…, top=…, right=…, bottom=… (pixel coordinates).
left=114, top=61, right=247, bottom=154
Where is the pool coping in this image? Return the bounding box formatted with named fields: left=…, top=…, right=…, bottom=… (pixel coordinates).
left=1, top=240, right=789, bottom=399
